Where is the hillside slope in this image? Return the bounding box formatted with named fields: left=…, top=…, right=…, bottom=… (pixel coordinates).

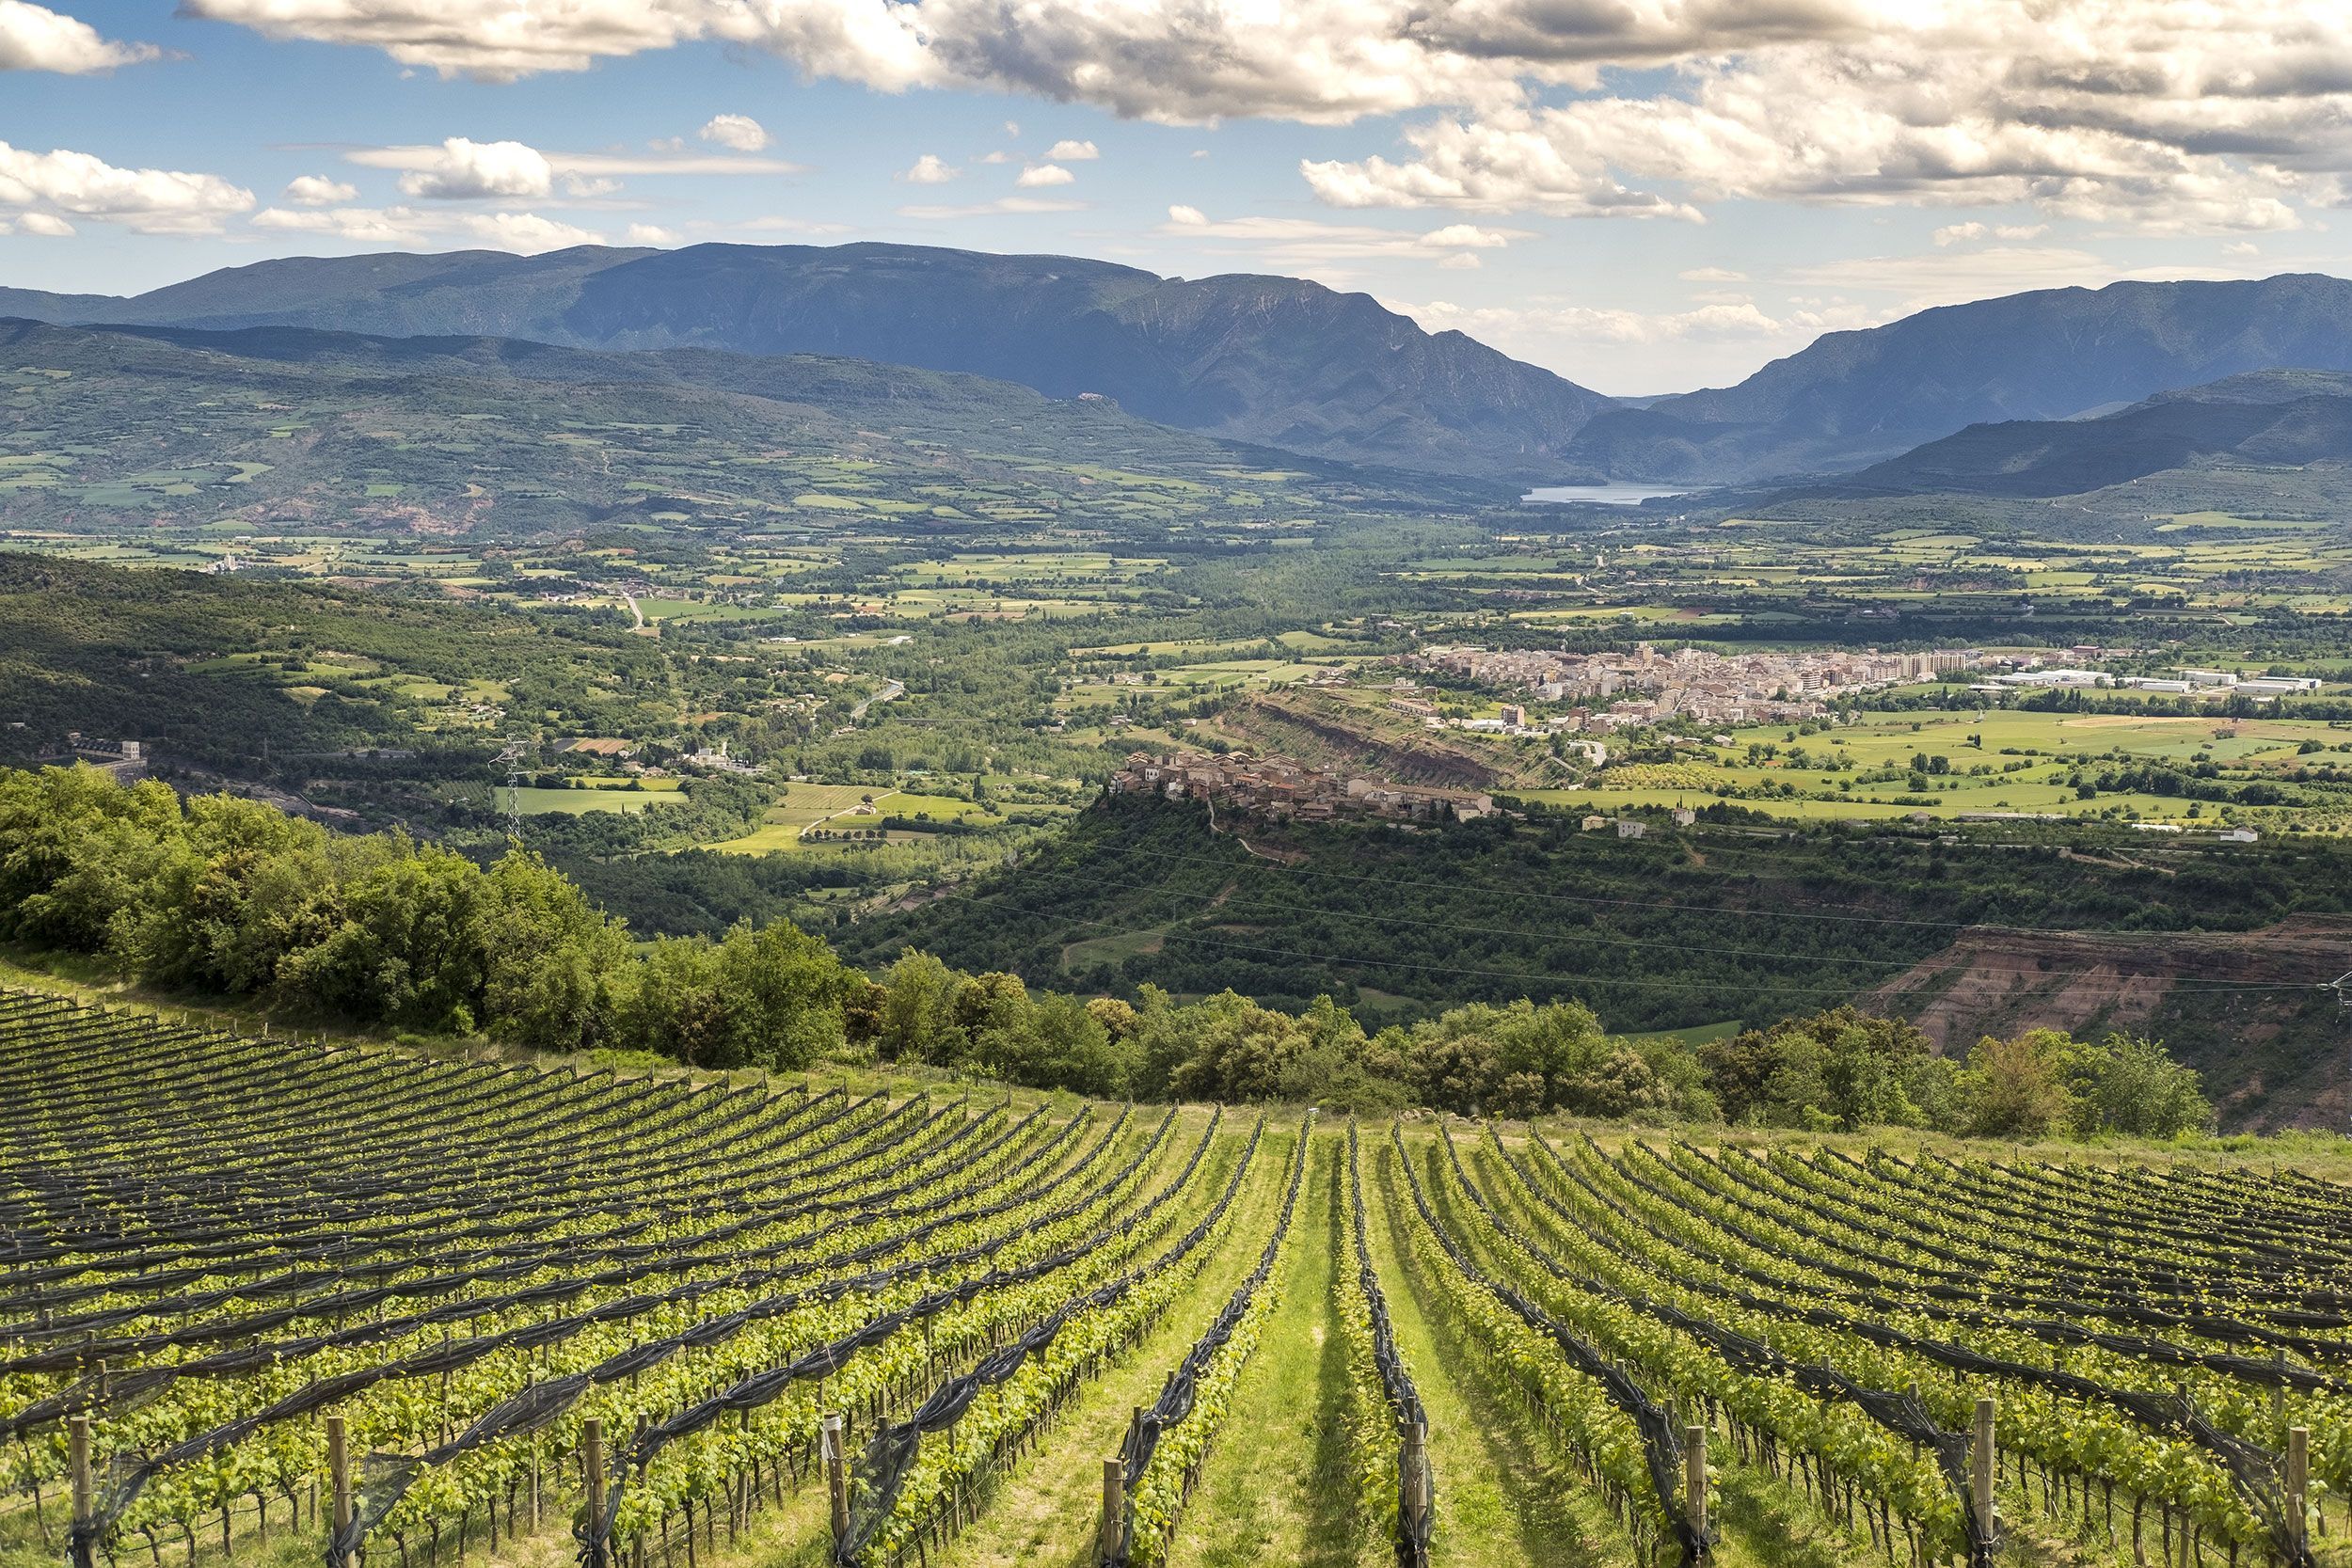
left=0, top=242, right=1613, bottom=479
left=1861, top=918, right=2352, bottom=1131
left=1822, top=370, right=2352, bottom=498
left=839, top=794, right=2352, bottom=1127
left=0, top=319, right=1491, bottom=533
left=1565, top=273, right=2352, bottom=484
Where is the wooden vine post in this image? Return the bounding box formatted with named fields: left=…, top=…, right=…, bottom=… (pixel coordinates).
left=1684, top=1423, right=1708, bottom=1545
left=582, top=1418, right=607, bottom=1568
left=1098, top=1458, right=1124, bottom=1564
left=2288, top=1426, right=2311, bottom=1557
left=327, top=1414, right=354, bottom=1567
left=69, top=1415, right=92, bottom=1544
left=1401, top=1418, right=1431, bottom=1540
left=821, top=1414, right=850, bottom=1548
left=1971, top=1398, right=1997, bottom=1560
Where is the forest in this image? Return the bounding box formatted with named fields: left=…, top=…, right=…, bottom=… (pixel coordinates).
left=0, top=761, right=2216, bottom=1141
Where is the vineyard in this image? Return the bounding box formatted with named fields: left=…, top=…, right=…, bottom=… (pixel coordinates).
left=1, top=986, right=2347, bottom=1568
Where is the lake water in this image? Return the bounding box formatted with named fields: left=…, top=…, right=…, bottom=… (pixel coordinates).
left=1520, top=482, right=1689, bottom=506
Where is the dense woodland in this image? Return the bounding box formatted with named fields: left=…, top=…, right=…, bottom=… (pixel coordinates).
left=0, top=762, right=2212, bottom=1139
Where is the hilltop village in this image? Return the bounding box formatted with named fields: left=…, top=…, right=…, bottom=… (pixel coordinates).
left=1109, top=750, right=1498, bottom=824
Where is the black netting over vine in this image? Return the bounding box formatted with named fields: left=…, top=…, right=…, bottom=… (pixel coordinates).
left=829, top=1110, right=1263, bottom=1566
left=1104, top=1112, right=1312, bottom=1567
left=1550, top=1133, right=2313, bottom=1568
left=1348, top=1121, right=1430, bottom=1568
left=321, top=1103, right=1152, bottom=1568
left=72, top=1096, right=1151, bottom=1563
left=1392, top=1126, right=1707, bottom=1568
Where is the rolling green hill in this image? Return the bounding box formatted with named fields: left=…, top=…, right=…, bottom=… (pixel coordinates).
left=840, top=792, right=2352, bottom=1127
left=0, top=318, right=1497, bottom=535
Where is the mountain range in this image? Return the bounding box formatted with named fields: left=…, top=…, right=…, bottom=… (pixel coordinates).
left=1565, top=274, right=2352, bottom=485
left=1822, top=369, right=2352, bottom=499
left=8, top=244, right=2352, bottom=493
left=0, top=243, right=1610, bottom=482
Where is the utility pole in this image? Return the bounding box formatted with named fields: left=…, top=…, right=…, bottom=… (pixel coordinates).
left=495, top=734, right=531, bottom=839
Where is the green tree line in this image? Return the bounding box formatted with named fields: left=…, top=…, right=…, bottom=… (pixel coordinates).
left=0, top=763, right=2209, bottom=1136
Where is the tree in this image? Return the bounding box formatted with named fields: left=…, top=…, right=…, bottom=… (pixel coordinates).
left=2065, top=1032, right=2211, bottom=1137
left=877, top=949, right=966, bottom=1065
left=1701, top=1006, right=1937, bottom=1130
left=986, top=990, right=1135, bottom=1096
left=712, top=918, right=861, bottom=1069
left=479, top=847, right=633, bottom=1053
left=1964, top=1028, right=2074, bottom=1138
left=281, top=844, right=488, bottom=1033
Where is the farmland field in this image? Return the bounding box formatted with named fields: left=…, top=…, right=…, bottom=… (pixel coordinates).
left=7, top=989, right=2348, bottom=1568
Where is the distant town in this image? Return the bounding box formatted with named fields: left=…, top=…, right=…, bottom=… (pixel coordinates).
left=1400, top=642, right=1982, bottom=730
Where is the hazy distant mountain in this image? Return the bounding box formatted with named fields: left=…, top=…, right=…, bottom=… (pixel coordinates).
left=0, top=242, right=1613, bottom=480
left=1565, top=274, right=2352, bottom=485
left=1820, top=369, right=2352, bottom=499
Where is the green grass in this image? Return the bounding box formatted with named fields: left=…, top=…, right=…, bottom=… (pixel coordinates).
left=1164, top=1130, right=1383, bottom=1568
left=936, top=1120, right=1294, bottom=1568
left=1363, top=1138, right=1633, bottom=1568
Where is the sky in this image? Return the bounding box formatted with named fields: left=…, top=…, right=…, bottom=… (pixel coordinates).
left=4, top=0, right=2350, bottom=393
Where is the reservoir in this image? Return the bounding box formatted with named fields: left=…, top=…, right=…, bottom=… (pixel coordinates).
left=1521, top=482, right=1690, bottom=505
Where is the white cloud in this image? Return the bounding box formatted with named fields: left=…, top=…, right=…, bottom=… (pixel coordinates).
left=177, top=0, right=2352, bottom=238
left=1679, top=266, right=1746, bottom=282
left=1044, top=138, right=1100, bottom=161
left=977, top=150, right=1013, bottom=165
left=1417, top=222, right=1518, bottom=248
left=453, top=211, right=602, bottom=250
left=398, top=137, right=554, bottom=200
left=1781, top=245, right=2263, bottom=309
left=562, top=173, right=622, bottom=198
left=1016, top=163, right=1075, bottom=187
left=1934, top=220, right=2049, bottom=245
left=0, top=142, right=253, bottom=233
left=1436, top=250, right=1480, bottom=269
left=0, top=0, right=153, bottom=72
left=897, top=196, right=1086, bottom=218
left=251, top=204, right=428, bottom=245
left=283, top=175, right=358, bottom=206
left=698, top=114, right=770, bottom=152
left=1155, top=210, right=1530, bottom=267
left=353, top=142, right=803, bottom=183
left=247, top=201, right=632, bottom=251
left=15, top=211, right=73, bottom=235
left=899, top=154, right=957, bottom=184
left=1396, top=295, right=1871, bottom=352
left=2224, top=240, right=2260, bottom=256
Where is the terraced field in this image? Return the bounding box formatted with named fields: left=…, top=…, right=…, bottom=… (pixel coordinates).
left=3, top=990, right=2347, bottom=1568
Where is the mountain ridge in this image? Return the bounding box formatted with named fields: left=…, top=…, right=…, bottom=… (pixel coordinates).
left=0, top=241, right=1613, bottom=481
left=1817, top=367, right=2352, bottom=499
left=1564, top=273, right=2352, bottom=484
